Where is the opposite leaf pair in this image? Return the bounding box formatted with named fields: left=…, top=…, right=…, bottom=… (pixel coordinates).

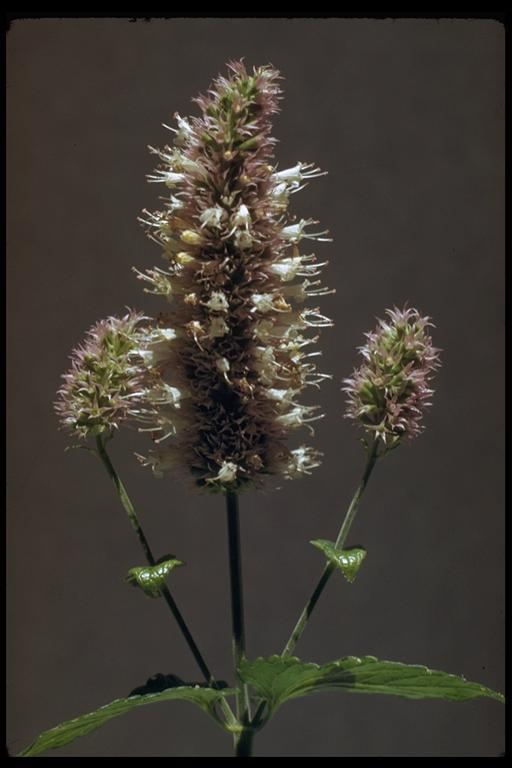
left=19, top=655, right=503, bottom=757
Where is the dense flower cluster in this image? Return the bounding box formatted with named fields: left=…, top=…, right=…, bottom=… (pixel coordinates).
left=136, top=60, right=333, bottom=491
left=343, top=307, right=441, bottom=449
left=55, top=312, right=177, bottom=439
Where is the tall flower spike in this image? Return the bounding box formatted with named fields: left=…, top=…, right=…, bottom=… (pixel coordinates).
left=343, top=307, right=441, bottom=451
left=55, top=312, right=180, bottom=440
left=137, top=60, right=333, bottom=491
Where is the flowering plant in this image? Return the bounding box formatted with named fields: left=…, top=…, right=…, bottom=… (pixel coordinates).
left=18, top=61, right=503, bottom=758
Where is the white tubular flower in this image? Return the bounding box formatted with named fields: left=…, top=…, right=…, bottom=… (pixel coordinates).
left=286, top=445, right=323, bottom=477
left=234, top=229, right=255, bottom=250
left=252, top=346, right=279, bottom=385
left=206, top=461, right=239, bottom=486
left=281, top=279, right=335, bottom=302
left=231, top=203, right=252, bottom=229
left=136, top=61, right=333, bottom=491
left=276, top=405, right=324, bottom=433
left=216, top=357, right=231, bottom=382
left=269, top=256, right=303, bottom=281
left=145, top=382, right=183, bottom=407
left=269, top=182, right=289, bottom=208
left=251, top=293, right=279, bottom=313
left=133, top=266, right=174, bottom=302
left=271, top=162, right=327, bottom=191
left=253, top=319, right=277, bottom=343
left=266, top=388, right=298, bottom=406
left=199, top=205, right=226, bottom=230
left=281, top=220, right=332, bottom=244
left=147, top=170, right=186, bottom=187
left=166, top=195, right=184, bottom=213
left=208, top=317, right=230, bottom=339
left=205, top=291, right=229, bottom=312
left=163, top=113, right=193, bottom=146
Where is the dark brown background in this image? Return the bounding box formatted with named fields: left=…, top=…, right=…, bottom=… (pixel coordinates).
left=6, top=18, right=504, bottom=757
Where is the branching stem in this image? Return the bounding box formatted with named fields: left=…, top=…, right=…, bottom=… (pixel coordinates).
left=94, top=435, right=237, bottom=730
left=282, top=440, right=379, bottom=656
left=249, top=440, right=380, bottom=731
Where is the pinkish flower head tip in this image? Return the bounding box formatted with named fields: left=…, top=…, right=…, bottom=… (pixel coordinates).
left=343, top=306, right=441, bottom=452
left=55, top=312, right=179, bottom=440
left=136, top=61, right=333, bottom=492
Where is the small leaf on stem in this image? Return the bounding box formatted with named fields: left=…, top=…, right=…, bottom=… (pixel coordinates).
left=311, top=539, right=367, bottom=583
left=126, top=556, right=184, bottom=598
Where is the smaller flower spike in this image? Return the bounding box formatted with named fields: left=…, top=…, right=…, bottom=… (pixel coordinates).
left=343, top=307, right=441, bottom=451
left=55, top=312, right=177, bottom=440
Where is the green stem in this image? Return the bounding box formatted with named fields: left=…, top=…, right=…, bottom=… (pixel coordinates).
left=95, top=436, right=155, bottom=564
left=226, top=491, right=252, bottom=755
left=94, top=436, right=214, bottom=687
left=248, top=441, right=380, bottom=733
left=95, top=437, right=239, bottom=731
left=281, top=439, right=379, bottom=658
left=235, top=728, right=254, bottom=757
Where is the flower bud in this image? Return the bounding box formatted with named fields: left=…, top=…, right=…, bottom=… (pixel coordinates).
left=343, top=307, right=441, bottom=450
left=180, top=229, right=202, bottom=246
left=55, top=312, right=153, bottom=439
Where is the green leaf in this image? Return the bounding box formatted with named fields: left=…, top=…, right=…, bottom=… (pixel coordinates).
left=126, top=556, right=183, bottom=598
left=311, top=539, right=367, bottom=583
left=239, top=655, right=504, bottom=717
left=18, top=685, right=235, bottom=757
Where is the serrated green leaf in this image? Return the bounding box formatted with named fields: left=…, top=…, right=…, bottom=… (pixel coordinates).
left=126, top=556, right=183, bottom=598
left=239, top=655, right=504, bottom=716
left=311, top=539, right=367, bottom=583
left=18, top=685, right=235, bottom=757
